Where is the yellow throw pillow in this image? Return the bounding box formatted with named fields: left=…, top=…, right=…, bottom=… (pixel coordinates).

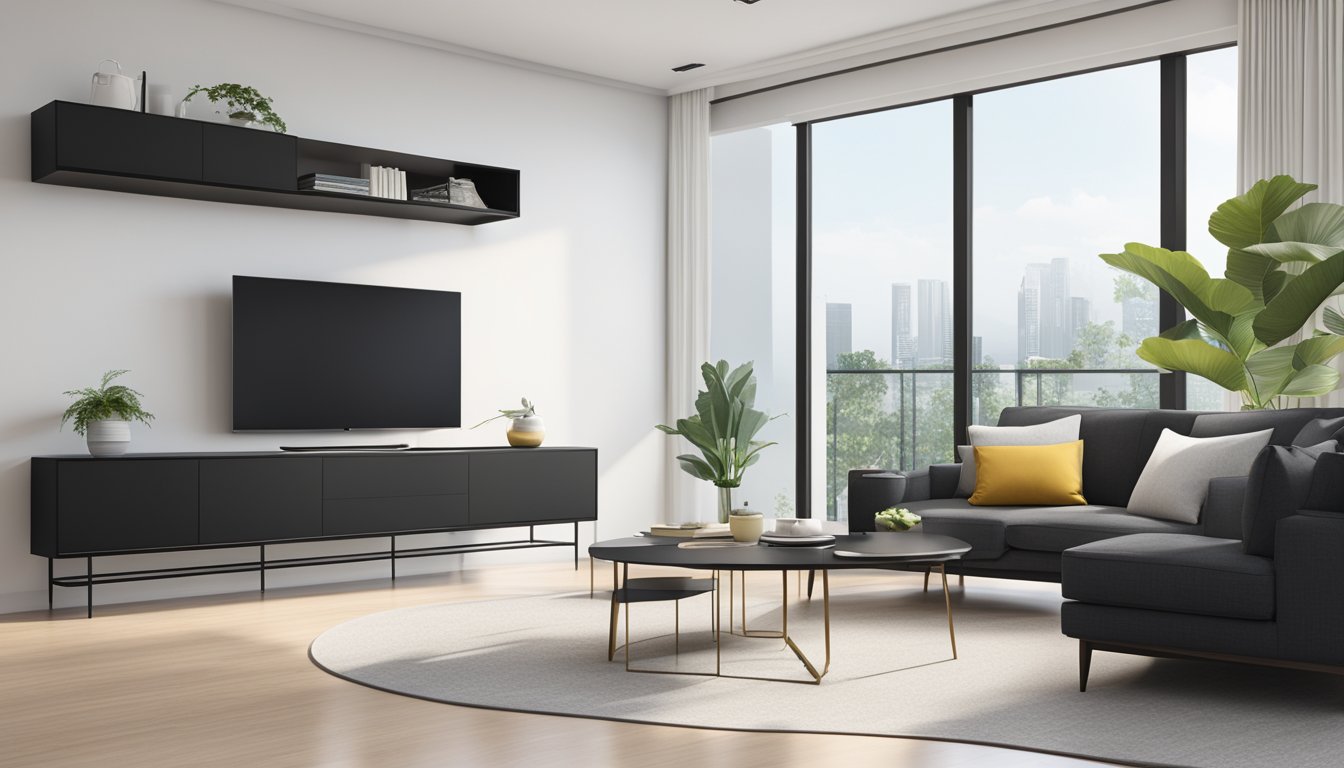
left=968, top=440, right=1086, bottom=506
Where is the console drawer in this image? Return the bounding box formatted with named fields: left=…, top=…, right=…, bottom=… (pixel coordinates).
left=323, top=495, right=468, bottom=535
left=323, top=455, right=468, bottom=498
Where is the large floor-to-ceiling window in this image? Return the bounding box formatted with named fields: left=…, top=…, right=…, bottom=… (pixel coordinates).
left=972, top=62, right=1162, bottom=424
left=811, top=103, right=954, bottom=521
left=1184, top=46, right=1240, bottom=411
left=709, top=45, right=1237, bottom=521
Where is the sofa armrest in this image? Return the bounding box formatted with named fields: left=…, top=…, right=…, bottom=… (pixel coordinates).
left=1275, top=511, right=1344, bottom=664
left=928, top=463, right=962, bottom=500
left=1202, top=475, right=1248, bottom=540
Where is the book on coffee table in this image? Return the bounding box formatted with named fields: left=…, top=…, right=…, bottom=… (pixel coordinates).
left=648, top=523, right=732, bottom=539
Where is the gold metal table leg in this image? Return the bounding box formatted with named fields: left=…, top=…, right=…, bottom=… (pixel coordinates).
left=782, top=568, right=830, bottom=683
left=939, top=562, right=958, bottom=659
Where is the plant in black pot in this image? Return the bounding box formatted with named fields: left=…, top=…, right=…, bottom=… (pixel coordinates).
left=656, top=361, right=782, bottom=540
left=61, top=369, right=154, bottom=456
left=181, top=83, right=287, bottom=133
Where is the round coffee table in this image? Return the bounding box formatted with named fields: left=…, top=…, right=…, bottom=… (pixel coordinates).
left=589, top=532, right=970, bottom=684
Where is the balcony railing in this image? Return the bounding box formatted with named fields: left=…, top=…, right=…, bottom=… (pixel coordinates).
left=824, top=367, right=1159, bottom=520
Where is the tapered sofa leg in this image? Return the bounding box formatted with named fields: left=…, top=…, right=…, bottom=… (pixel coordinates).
left=1079, top=640, right=1093, bottom=692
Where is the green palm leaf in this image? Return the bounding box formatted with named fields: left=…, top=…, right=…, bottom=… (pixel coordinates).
left=1254, top=251, right=1344, bottom=345
left=1136, top=337, right=1247, bottom=392
left=1209, top=175, right=1316, bottom=249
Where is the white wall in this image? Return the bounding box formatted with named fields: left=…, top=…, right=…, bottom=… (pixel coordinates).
left=0, top=0, right=667, bottom=612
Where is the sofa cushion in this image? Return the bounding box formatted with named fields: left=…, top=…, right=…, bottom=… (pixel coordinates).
left=900, top=499, right=1018, bottom=559
left=1304, top=451, right=1344, bottom=514
left=1292, top=416, right=1344, bottom=446
left=1004, top=507, right=1198, bottom=552
left=955, top=415, right=1082, bottom=496
left=1242, top=441, right=1338, bottom=556
left=996, top=407, right=1199, bottom=507
left=1192, top=408, right=1344, bottom=446
left=1126, top=428, right=1273, bottom=523
left=1062, top=533, right=1274, bottom=620
left=968, top=441, right=1086, bottom=506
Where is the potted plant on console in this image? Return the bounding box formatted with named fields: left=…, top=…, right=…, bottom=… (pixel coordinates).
left=473, top=397, right=544, bottom=447
left=61, top=369, right=154, bottom=456
left=656, top=361, right=782, bottom=542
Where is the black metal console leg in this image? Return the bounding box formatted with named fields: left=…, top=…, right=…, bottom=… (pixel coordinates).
left=86, top=556, right=93, bottom=619
left=47, top=558, right=53, bottom=610
left=1080, top=640, right=1093, bottom=692
left=391, top=535, right=397, bottom=582
left=806, top=569, right=815, bottom=599
left=574, top=521, right=579, bottom=570
left=260, top=544, right=266, bottom=593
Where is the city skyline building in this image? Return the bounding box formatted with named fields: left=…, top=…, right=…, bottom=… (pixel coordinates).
left=917, top=278, right=952, bottom=366
left=1018, top=258, right=1080, bottom=363
left=891, top=283, right=914, bottom=369
left=826, top=302, right=852, bottom=369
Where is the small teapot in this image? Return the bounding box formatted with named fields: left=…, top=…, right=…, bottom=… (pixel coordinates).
left=90, top=59, right=140, bottom=110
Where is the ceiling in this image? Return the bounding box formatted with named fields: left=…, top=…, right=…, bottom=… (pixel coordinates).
left=220, top=0, right=1033, bottom=92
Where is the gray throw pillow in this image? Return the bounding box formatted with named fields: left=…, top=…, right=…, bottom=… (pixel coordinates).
left=955, top=415, right=1082, bottom=497
left=1292, top=416, right=1344, bottom=446
left=1127, top=428, right=1274, bottom=524
left=1304, top=451, right=1344, bottom=514
left=1242, top=440, right=1338, bottom=556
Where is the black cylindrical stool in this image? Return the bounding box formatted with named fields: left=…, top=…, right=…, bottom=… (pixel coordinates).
left=847, top=470, right=908, bottom=532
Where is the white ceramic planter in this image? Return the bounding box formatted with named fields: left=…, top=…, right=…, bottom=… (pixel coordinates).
left=86, top=419, right=131, bottom=457
left=506, top=415, right=545, bottom=448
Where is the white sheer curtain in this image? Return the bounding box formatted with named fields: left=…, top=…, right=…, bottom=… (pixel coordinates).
left=666, top=88, right=714, bottom=521
left=1238, top=0, right=1344, bottom=406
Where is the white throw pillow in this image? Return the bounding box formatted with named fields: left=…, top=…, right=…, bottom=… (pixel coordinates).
left=1126, top=428, right=1274, bottom=524
left=955, top=415, right=1083, bottom=497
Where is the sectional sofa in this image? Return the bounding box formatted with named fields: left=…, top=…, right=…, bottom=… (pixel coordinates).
left=850, top=405, right=1344, bottom=686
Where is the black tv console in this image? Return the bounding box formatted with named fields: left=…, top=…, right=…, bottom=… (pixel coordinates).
left=31, top=447, right=597, bottom=617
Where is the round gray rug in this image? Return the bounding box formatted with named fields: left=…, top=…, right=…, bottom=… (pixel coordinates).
left=309, top=575, right=1344, bottom=768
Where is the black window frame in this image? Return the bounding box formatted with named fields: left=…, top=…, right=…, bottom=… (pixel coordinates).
left=790, top=44, right=1234, bottom=519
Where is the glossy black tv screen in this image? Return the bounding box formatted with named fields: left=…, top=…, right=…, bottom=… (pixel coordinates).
left=232, top=276, right=461, bottom=431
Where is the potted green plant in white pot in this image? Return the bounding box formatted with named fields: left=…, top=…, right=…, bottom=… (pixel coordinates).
left=656, top=360, right=782, bottom=541
left=61, top=369, right=154, bottom=456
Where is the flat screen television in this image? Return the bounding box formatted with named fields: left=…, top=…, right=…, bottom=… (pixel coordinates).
left=232, top=276, right=461, bottom=431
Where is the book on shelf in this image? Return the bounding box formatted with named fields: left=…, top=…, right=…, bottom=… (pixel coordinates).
left=647, top=523, right=731, bottom=539
left=300, top=173, right=368, bottom=187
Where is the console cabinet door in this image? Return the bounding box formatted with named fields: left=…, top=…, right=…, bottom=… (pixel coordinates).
left=199, top=458, right=322, bottom=543
left=57, top=460, right=199, bottom=554
left=469, top=451, right=597, bottom=525
left=202, top=124, right=296, bottom=190
left=56, top=102, right=202, bottom=180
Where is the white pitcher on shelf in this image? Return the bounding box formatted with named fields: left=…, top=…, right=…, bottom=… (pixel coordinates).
left=90, top=59, right=140, bottom=110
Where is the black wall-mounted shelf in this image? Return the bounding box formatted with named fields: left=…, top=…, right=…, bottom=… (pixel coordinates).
left=31, top=101, right=520, bottom=226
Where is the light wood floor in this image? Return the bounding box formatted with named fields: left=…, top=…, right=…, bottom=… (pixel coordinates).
left=0, top=560, right=1117, bottom=768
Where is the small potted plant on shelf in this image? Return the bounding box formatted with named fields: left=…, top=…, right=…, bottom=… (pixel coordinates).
left=656, top=360, right=783, bottom=539
left=180, top=83, right=287, bottom=133
left=875, top=506, right=922, bottom=532
left=473, top=397, right=544, bottom=447
left=61, top=369, right=154, bottom=456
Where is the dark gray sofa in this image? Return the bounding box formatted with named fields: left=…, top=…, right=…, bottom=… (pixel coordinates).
left=850, top=405, right=1344, bottom=685
left=851, top=405, right=1344, bottom=581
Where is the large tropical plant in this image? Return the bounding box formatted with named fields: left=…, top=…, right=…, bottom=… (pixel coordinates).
left=1101, top=175, right=1344, bottom=409
left=656, top=361, right=781, bottom=522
